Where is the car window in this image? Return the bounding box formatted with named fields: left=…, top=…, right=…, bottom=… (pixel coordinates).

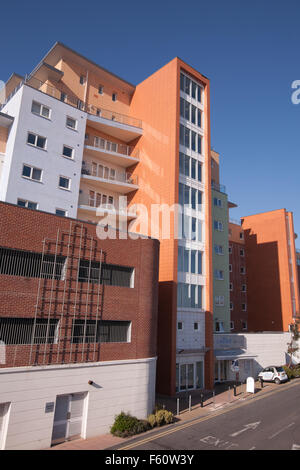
left=276, top=367, right=284, bottom=372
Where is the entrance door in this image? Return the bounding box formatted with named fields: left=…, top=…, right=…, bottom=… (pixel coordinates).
left=0, top=403, right=10, bottom=450
left=51, top=393, right=86, bottom=446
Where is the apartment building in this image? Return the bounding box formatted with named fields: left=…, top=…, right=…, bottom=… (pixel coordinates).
left=0, top=202, right=159, bottom=449
left=211, top=150, right=230, bottom=334
left=0, top=43, right=214, bottom=396
left=228, top=218, right=248, bottom=333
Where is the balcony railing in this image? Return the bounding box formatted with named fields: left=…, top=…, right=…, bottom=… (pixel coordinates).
left=78, top=192, right=136, bottom=216
left=0, top=76, right=142, bottom=129
left=85, top=135, right=139, bottom=160
left=211, top=182, right=226, bottom=194
left=81, top=162, right=138, bottom=186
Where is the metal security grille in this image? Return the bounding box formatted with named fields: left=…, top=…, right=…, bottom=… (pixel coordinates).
left=0, top=248, right=66, bottom=280
left=72, top=320, right=130, bottom=344
left=0, top=318, right=59, bottom=344
left=78, top=260, right=133, bottom=287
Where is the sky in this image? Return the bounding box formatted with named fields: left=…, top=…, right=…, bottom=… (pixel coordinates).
left=1, top=0, right=300, bottom=239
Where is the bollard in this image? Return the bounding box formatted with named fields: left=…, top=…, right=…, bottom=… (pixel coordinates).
left=228, top=385, right=231, bottom=402
left=177, top=398, right=180, bottom=416
left=200, top=393, right=204, bottom=408
left=189, top=395, right=191, bottom=412
left=213, top=390, right=216, bottom=408
left=260, top=378, right=264, bottom=389
left=234, top=384, right=237, bottom=397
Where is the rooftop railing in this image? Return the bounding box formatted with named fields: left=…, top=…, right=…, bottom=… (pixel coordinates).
left=0, top=76, right=142, bottom=129
left=211, top=182, right=226, bottom=194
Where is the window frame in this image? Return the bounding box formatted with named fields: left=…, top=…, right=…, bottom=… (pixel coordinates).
left=31, top=101, right=51, bottom=120
left=27, top=132, right=47, bottom=150
left=62, top=144, right=74, bottom=160
left=58, top=175, right=71, bottom=191
left=66, top=116, right=77, bottom=130
left=22, top=164, right=42, bottom=182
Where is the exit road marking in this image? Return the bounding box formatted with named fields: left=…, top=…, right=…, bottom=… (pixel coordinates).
left=230, top=422, right=261, bottom=437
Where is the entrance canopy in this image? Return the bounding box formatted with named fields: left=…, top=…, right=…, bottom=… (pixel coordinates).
left=214, top=349, right=257, bottom=360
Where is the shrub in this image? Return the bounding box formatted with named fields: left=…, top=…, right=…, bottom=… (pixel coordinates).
left=111, top=412, right=149, bottom=438
left=147, top=409, right=174, bottom=428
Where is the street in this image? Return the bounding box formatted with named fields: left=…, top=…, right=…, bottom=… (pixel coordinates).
left=113, top=381, right=300, bottom=451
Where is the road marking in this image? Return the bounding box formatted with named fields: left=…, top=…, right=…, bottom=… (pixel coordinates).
left=230, top=422, right=261, bottom=437
left=200, top=435, right=238, bottom=449
left=268, top=422, right=295, bottom=439
left=292, top=444, right=300, bottom=450
left=117, top=381, right=300, bottom=450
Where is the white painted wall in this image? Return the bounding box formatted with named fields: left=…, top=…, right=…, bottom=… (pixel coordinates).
left=0, top=85, right=87, bottom=217
left=0, top=357, right=156, bottom=450
left=177, top=311, right=205, bottom=350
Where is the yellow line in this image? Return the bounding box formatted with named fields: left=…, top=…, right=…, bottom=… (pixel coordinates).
left=119, top=381, right=300, bottom=450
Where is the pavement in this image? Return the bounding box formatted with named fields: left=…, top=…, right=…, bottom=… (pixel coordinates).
left=49, top=379, right=296, bottom=450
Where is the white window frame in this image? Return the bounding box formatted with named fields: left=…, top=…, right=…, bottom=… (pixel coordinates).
left=242, top=303, right=247, bottom=311
left=56, top=208, right=67, bottom=217
left=22, top=164, right=42, bottom=182
left=240, top=248, right=245, bottom=257
left=229, top=282, right=233, bottom=291
left=230, top=302, right=233, bottom=310
left=31, top=101, right=51, bottom=120
left=112, top=93, right=118, bottom=102
left=242, top=321, right=247, bottom=330
left=27, top=132, right=47, bottom=150
left=241, top=284, right=247, bottom=292
left=66, top=116, right=77, bottom=130
left=17, top=199, right=38, bottom=210
left=62, top=145, right=74, bottom=160
left=240, top=266, right=246, bottom=275
left=98, top=85, right=104, bottom=95
left=58, top=176, right=71, bottom=191
left=229, top=245, right=232, bottom=254
left=230, top=321, right=234, bottom=330
left=229, top=264, right=232, bottom=272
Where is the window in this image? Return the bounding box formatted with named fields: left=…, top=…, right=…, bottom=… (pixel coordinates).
left=242, top=321, right=247, bottom=330
left=177, top=322, right=183, bottom=331
left=215, top=321, right=224, bottom=333
left=58, top=176, right=71, bottom=190
left=98, top=85, right=103, bottom=94
left=60, top=92, right=67, bottom=102
left=242, top=303, right=247, bottom=311
left=214, top=220, right=223, bottom=231
left=17, top=199, right=37, bottom=210
left=78, top=260, right=134, bottom=288
left=229, top=245, right=232, bottom=254
left=230, top=321, right=234, bottom=330
left=62, top=145, right=74, bottom=159
left=240, top=266, right=246, bottom=275
left=0, top=247, right=66, bottom=280
left=239, top=232, right=244, bottom=240
left=214, top=197, right=223, bottom=207
left=0, top=318, right=59, bottom=345
left=215, top=296, right=225, bottom=306
left=31, top=101, right=50, bottom=119
left=177, top=283, right=202, bottom=309
left=80, top=75, right=86, bottom=85
left=229, top=264, right=232, bottom=272
left=72, top=320, right=130, bottom=344
left=66, top=116, right=77, bottom=130
left=194, top=322, right=200, bottom=331
left=112, top=93, right=117, bottom=102
left=240, top=248, right=245, bottom=256
left=56, top=209, right=67, bottom=217
left=229, top=282, right=233, bottom=291
left=27, top=132, right=46, bottom=150
left=230, top=302, right=233, bottom=310
left=214, top=270, right=224, bottom=280
left=214, top=245, right=224, bottom=255
left=241, top=284, right=247, bottom=292
left=22, top=164, right=42, bottom=182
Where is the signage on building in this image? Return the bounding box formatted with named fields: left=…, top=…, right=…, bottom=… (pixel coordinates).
left=246, top=377, right=255, bottom=394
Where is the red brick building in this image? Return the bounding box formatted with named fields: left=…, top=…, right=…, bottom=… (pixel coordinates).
left=0, top=202, right=159, bottom=449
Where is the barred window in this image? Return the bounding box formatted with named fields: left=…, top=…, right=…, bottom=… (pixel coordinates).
left=72, top=320, right=131, bottom=344
left=0, top=318, right=59, bottom=345
left=78, top=260, right=134, bottom=287
left=0, top=247, right=66, bottom=280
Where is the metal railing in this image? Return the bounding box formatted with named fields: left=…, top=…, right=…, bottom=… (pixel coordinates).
left=0, top=76, right=142, bottom=129
left=85, top=135, right=139, bottom=160
left=211, top=182, right=226, bottom=194
left=81, top=161, right=138, bottom=186
left=78, top=192, right=136, bottom=216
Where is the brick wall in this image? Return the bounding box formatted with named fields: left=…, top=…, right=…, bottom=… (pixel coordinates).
left=0, top=202, right=159, bottom=367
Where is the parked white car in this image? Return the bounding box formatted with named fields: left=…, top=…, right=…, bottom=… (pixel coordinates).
left=258, top=366, right=288, bottom=384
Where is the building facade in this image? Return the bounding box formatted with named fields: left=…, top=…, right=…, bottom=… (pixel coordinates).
left=0, top=43, right=214, bottom=395
left=0, top=202, right=159, bottom=449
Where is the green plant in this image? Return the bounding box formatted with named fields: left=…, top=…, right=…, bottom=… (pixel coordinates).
left=147, top=409, right=174, bottom=428
left=110, top=412, right=149, bottom=437
left=148, top=413, right=156, bottom=428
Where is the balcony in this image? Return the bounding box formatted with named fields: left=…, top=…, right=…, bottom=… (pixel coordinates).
left=81, top=162, right=139, bottom=194
left=211, top=182, right=226, bottom=194
left=77, top=192, right=137, bottom=220
left=86, top=105, right=143, bottom=143
left=84, top=135, right=140, bottom=168
left=0, top=76, right=142, bottom=142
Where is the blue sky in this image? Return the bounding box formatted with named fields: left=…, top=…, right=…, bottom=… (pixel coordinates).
left=1, top=0, right=300, bottom=239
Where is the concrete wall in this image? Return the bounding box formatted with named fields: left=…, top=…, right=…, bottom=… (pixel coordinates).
left=0, top=357, right=156, bottom=450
